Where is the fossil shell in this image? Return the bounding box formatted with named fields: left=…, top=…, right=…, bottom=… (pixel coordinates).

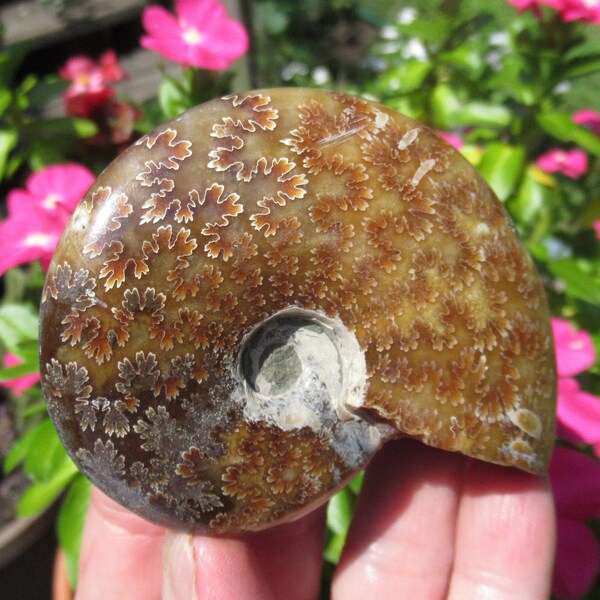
left=39, top=88, right=556, bottom=533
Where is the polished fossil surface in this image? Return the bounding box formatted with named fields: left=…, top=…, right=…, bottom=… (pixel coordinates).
left=39, top=88, right=557, bottom=533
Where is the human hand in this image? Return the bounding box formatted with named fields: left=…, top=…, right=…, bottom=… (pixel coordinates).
left=75, top=438, right=555, bottom=600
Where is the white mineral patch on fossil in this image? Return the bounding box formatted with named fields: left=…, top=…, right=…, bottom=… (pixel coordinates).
left=235, top=307, right=386, bottom=468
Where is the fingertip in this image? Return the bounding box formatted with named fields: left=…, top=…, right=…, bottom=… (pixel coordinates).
left=448, top=461, right=556, bottom=599
left=189, top=507, right=327, bottom=600
left=87, top=486, right=165, bottom=536
left=333, top=440, right=466, bottom=599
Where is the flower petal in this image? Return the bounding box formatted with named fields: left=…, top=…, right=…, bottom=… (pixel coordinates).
left=536, top=148, right=588, bottom=179
left=552, top=317, right=596, bottom=377
left=553, top=519, right=600, bottom=599
left=0, top=353, right=41, bottom=396
left=550, top=446, right=600, bottom=519
left=141, top=6, right=182, bottom=40
left=59, top=56, right=97, bottom=81
left=26, top=164, right=94, bottom=213
left=176, top=0, right=226, bottom=26
left=573, top=109, right=600, bottom=137
left=557, top=377, right=600, bottom=445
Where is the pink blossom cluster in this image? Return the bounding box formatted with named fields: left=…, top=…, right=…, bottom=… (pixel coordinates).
left=553, top=318, right=600, bottom=452
left=508, top=0, right=600, bottom=24
left=0, top=164, right=94, bottom=274
left=140, top=0, right=248, bottom=70
left=60, top=50, right=138, bottom=145
left=437, top=131, right=464, bottom=150
left=551, top=318, right=600, bottom=598
left=535, top=148, right=588, bottom=178
left=60, top=50, right=125, bottom=118
left=551, top=446, right=600, bottom=598
left=0, top=353, right=40, bottom=396
left=535, top=108, right=600, bottom=179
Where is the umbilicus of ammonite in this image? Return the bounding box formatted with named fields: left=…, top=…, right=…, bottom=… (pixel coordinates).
left=39, top=88, right=557, bottom=534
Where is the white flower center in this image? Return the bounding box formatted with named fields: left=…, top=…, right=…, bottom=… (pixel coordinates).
left=182, top=25, right=204, bottom=46
left=42, top=193, right=62, bottom=210
left=23, top=232, right=51, bottom=247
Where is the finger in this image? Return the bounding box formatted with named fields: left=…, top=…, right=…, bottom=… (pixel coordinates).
left=332, top=439, right=466, bottom=600
left=447, top=460, right=555, bottom=600
left=162, top=506, right=327, bottom=600
left=76, top=487, right=165, bottom=600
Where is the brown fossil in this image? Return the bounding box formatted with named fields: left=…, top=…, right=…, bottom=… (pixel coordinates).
left=39, top=88, right=557, bottom=534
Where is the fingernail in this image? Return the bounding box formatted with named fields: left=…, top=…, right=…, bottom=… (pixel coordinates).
left=162, top=531, right=198, bottom=600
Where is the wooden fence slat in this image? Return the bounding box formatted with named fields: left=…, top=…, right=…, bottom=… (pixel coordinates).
left=1, top=0, right=145, bottom=47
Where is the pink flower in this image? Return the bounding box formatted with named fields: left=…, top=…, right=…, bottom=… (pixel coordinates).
left=547, top=0, right=600, bottom=24
left=60, top=50, right=126, bottom=119
left=60, top=50, right=125, bottom=85
left=536, top=148, right=588, bottom=178
left=141, top=0, right=249, bottom=70
left=573, top=109, right=600, bottom=137
left=557, top=377, right=600, bottom=445
left=0, top=164, right=94, bottom=273
left=507, top=0, right=545, bottom=10
left=550, top=447, right=600, bottom=599
left=0, top=353, right=40, bottom=396
left=552, top=318, right=596, bottom=378
left=513, top=0, right=600, bottom=21
left=437, top=131, right=463, bottom=150
left=552, top=318, right=600, bottom=452
left=594, top=220, right=600, bottom=240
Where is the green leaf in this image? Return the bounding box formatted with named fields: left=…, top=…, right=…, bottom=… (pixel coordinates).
left=323, top=532, right=346, bottom=564
left=0, top=89, right=12, bottom=116
left=549, top=258, right=600, bottom=304
left=71, top=118, right=98, bottom=138
left=23, top=418, right=68, bottom=482
left=27, top=139, right=65, bottom=170
left=0, top=303, right=39, bottom=353
left=527, top=240, right=550, bottom=263
left=23, top=400, right=47, bottom=417
left=453, top=101, right=512, bottom=127
left=0, top=42, right=31, bottom=88
left=34, top=117, right=98, bottom=139
left=158, top=75, right=192, bottom=120
left=478, top=143, right=526, bottom=201
left=376, top=61, right=432, bottom=96
left=565, top=52, right=600, bottom=79
left=3, top=422, right=39, bottom=474
left=348, top=471, right=364, bottom=495
left=17, top=456, right=78, bottom=517
left=396, top=15, right=450, bottom=43
left=27, top=76, right=69, bottom=110
left=537, top=111, right=600, bottom=157
left=57, top=476, right=90, bottom=589
left=0, top=127, right=19, bottom=181
left=327, top=488, right=354, bottom=536
left=0, top=361, right=39, bottom=382
left=439, top=45, right=484, bottom=78
left=508, top=169, right=549, bottom=227
left=430, top=84, right=462, bottom=129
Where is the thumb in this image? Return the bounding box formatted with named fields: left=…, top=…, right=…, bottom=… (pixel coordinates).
left=76, top=487, right=165, bottom=600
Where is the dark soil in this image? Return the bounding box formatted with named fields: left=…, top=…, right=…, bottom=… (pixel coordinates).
left=0, top=400, right=29, bottom=528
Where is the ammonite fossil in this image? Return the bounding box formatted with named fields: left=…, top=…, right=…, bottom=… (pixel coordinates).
left=39, top=88, right=557, bottom=534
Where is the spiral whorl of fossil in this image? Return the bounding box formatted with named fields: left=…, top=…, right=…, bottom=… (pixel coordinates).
left=39, top=89, right=556, bottom=533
